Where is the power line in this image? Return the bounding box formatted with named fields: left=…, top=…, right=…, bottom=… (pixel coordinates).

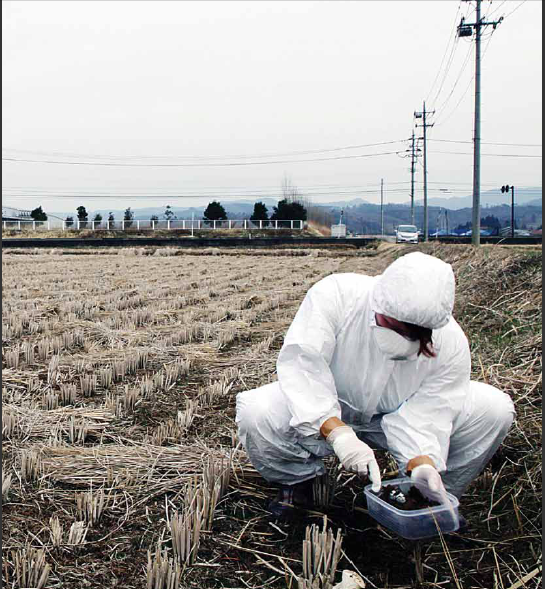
left=430, top=150, right=542, bottom=158
left=425, top=1, right=464, bottom=104
left=434, top=42, right=475, bottom=119
left=502, top=0, right=528, bottom=19
left=2, top=188, right=482, bottom=200
left=429, top=33, right=461, bottom=110
left=6, top=179, right=522, bottom=191
left=430, top=139, right=542, bottom=147
left=434, top=32, right=498, bottom=126
left=1, top=180, right=413, bottom=190
left=2, top=149, right=405, bottom=168
left=1, top=139, right=406, bottom=162
left=485, top=0, right=509, bottom=19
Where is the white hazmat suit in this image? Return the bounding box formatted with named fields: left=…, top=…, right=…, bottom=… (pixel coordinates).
left=236, top=253, right=515, bottom=497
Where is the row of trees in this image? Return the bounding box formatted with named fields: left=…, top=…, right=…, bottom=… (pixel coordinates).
left=455, top=215, right=521, bottom=233
left=62, top=177, right=310, bottom=227
left=63, top=200, right=307, bottom=226
left=65, top=206, right=136, bottom=228
left=203, top=199, right=307, bottom=223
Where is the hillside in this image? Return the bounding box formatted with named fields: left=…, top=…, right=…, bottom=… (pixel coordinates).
left=341, top=202, right=542, bottom=234
left=46, top=187, right=542, bottom=235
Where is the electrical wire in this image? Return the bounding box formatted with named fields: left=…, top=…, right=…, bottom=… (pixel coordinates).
left=433, top=42, right=475, bottom=120
left=1, top=183, right=413, bottom=194
left=1, top=139, right=406, bottom=162
left=430, top=139, right=542, bottom=147
left=502, top=0, right=528, bottom=19
left=429, top=34, right=461, bottom=111
left=1, top=149, right=405, bottom=168
left=426, top=0, right=485, bottom=114
left=430, top=151, right=542, bottom=158
left=1, top=189, right=478, bottom=201
left=434, top=33, right=495, bottom=126
left=485, top=0, right=509, bottom=19
left=424, top=1, right=464, bottom=104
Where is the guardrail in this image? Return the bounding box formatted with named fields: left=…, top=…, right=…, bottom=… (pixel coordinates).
left=2, top=219, right=305, bottom=231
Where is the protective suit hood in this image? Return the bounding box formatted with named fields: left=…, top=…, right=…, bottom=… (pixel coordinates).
left=372, top=252, right=455, bottom=329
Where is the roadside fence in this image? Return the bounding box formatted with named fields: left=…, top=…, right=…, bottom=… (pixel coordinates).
left=2, top=219, right=306, bottom=232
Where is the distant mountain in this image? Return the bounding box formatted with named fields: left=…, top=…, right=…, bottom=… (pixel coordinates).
left=319, top=198, right=371, bottom=208
left=47, top=189, right=541, bottom=221
left=424, top=187, right=542, bottom=210
left=340, top=201, right=542, bottom=235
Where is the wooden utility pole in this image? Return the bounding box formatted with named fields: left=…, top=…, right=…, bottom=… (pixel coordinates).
left=459, top=0, right=503, bottom=246
left=380, top=179, right=384, bottom=236
left=410, top=133, right=417, bottom=225
left=415, top=103, right=434, bottom=241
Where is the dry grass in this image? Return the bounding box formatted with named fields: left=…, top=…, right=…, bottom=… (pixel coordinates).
left=2, top=243, right=541, bottom=588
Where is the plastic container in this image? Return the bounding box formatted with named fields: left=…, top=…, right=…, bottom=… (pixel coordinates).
left=364, top=477, right=460, bottom=540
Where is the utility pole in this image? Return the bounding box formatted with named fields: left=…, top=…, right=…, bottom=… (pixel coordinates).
left=511, top=185, right=515, bottom=238
left=380, top=179, right=384, bottom=236
left=473, top=0, right=482, bottom=247
left=501, top=184, right=515, bottom=238
left=459, top=0, right=503, bottom=246
left=415, top=103, right=434, bottom=241
left=410, top=133, right=417, bottom=225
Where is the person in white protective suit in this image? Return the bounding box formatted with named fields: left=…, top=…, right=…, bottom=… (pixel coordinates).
left=236, top=252, right=515, bottom=519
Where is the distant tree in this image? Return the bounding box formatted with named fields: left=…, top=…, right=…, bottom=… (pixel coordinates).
left=163, top=205, right=176, bottom=221
left=481, top=215, right=501, bottom=229
left=270, top=199, right=307, bottom=223
left=93, top=213, right=103, bottom=225
left=250, top=202, right=269, bottom=226
left=30, top=206, right=47, bottom=221
left=76, top=206, right=88, bottom=222
left=65, top=216, right=74, bottom=228
left=108, top=212, right=115, bottom=229
left=203, top=201, right=228, bottom=222
left=455, top=221, right=471, bottom=233
left=281, top=174, right=311, bottom=211
left=124, top=207, right=134, bottom=228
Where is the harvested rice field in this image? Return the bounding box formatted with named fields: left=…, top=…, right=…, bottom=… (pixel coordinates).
left=2, top=243, right=542, bottom=589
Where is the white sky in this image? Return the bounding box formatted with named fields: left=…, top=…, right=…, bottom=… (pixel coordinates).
left=2, top=0, right=542, bottom=214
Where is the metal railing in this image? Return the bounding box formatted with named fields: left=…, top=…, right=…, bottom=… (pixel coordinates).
left=2, top=206, right=32, bottom=219
left=2, top=219, right=305, bottom=231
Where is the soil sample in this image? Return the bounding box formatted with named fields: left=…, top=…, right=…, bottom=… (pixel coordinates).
left=378, top=485, right=440, bottom=511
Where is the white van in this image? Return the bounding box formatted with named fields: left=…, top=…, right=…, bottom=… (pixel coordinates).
left=396, top=225, right=419, bottom=244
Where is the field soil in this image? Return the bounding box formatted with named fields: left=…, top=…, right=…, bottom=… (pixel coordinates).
left=1, top=227, right=317, bottom=240
left=2, top=243, right=542, bottom=589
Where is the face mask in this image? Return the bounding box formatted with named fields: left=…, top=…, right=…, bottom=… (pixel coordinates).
left=372, top=326, right=420, bottom=361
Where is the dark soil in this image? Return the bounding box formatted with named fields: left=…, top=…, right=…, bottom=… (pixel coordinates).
left=378, top=485, right=440, bottom=511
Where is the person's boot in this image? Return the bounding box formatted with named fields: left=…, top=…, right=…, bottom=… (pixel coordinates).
left=267, top=479, right=314, bottom=519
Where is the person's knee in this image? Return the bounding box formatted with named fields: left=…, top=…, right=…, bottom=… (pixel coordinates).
left=236, top=392, right=267, bottom=432
left=236, top=384, right=288, bottom=436
left=471, top=381, right=515, bottom=433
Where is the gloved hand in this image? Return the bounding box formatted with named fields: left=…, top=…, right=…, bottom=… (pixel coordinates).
left=410, top=464, right=449, bottom=505
left=327, top=426, right=381, bottom=492
left=411, top=464, right=457, bottom=524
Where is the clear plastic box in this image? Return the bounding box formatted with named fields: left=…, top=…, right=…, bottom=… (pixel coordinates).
left=364, top=477, right=460, bottom=540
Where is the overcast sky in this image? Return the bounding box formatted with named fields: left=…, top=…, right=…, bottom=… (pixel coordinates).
left=2, top=0, right=542, bottom=214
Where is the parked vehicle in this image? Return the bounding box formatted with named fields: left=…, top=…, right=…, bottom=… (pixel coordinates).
left=395, top=225, right=419, bottom=244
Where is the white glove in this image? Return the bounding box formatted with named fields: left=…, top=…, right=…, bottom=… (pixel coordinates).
left=410, top=464, right=450, bottom=505
left=411, top=464, right=457, bottom=524
left=327, top=426, right=381, bottom=492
